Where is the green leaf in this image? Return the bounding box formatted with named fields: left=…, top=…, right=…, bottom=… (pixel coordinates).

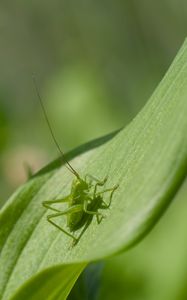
left=9, top=264, right=85, bottom=300
left=1, top=39, right=187, bottom=300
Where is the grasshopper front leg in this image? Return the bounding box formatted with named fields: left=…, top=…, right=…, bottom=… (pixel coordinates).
left=93, top=177, right=108, bottom=196
left=99, top=185, right=119, bottom=208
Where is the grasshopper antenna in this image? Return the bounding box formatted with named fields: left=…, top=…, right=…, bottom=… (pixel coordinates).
left=32, top=75, right=80, bottom=179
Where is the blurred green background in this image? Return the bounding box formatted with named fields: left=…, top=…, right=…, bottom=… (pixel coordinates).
left=0, top=1, right=187, bottom=299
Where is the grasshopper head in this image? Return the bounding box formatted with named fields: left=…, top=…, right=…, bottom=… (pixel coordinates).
left=72, top=177, right=89, bottom=194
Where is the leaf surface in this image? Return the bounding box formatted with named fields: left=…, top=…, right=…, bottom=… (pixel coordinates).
left=1, top=40, right=187, bottom=300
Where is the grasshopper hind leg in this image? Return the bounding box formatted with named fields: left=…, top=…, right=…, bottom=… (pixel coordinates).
left=46, top=204, right=83, bottom=243
left=72, top=215, right=93, bottom=247
left=48, top=216, right=77, bottom=241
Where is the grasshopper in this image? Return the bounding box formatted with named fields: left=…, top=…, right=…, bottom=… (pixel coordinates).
left=35, top=80, right=118, bottom=245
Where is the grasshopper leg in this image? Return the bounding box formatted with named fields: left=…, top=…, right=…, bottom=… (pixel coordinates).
left=42, top=196, right=70, bottom=213
left=96, top=213, right=104, bottom=224
left=85, top=174, right=107, bottom=184
left=83, top=199, right=104, bottom=217
left=99, top=185, right=119, bottom=208
left=72, top=216, right=93, bottom=246
left=93, top=177, right=108, bottom=196
left=73, top=199, right=106, bottom=247
left=46, top=204, right=83, bottom=241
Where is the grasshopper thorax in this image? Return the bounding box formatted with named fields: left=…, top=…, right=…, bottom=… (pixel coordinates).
left=71, top=177, right=90, bottom=203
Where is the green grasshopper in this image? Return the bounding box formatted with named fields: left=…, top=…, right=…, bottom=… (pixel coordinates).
left=36, top=82, right=118, bottom=245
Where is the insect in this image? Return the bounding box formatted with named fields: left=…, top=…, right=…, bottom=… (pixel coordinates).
left=35, top=79, right=118, bottom=245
